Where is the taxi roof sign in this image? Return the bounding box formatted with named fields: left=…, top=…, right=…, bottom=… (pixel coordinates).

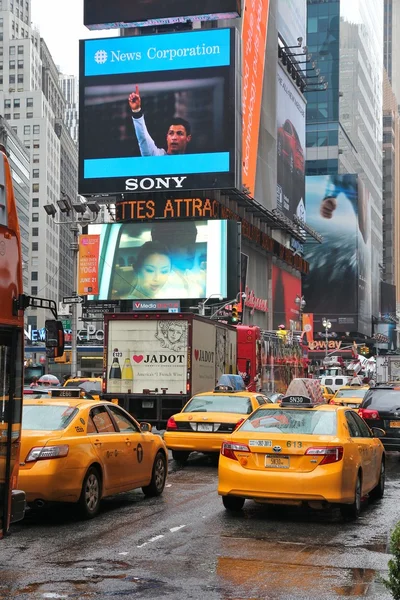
left=214, top=385, right=235, bottom=392
left=50, top=388, right=83, bottom=399
left=280, top=395, right=315, bottom=407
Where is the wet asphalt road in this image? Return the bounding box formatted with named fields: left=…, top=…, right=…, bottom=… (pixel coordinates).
left=1, top=453, right=400, bottom=600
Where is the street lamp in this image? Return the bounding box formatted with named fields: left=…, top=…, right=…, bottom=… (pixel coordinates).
left=295, top=295, right=306, bottom=330
left=322, top=318, right=332, bottom=358
left=42, top=195, right=100, bottom=376
left=197, top=294, right=223, bottom=317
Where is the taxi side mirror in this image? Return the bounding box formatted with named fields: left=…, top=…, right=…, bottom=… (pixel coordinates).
left=140, top=422, right=152, bottom=432
left=371, top=427, right=386, bottom=438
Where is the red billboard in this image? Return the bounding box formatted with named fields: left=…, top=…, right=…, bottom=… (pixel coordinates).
left=272, top=265, right=301, bottom=330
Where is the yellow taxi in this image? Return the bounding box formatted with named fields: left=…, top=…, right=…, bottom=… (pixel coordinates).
left=19, top=391, right=167, bottom=518
left=330, top=386, right=369, bottom=408
left=63, top=377, right=102, bottom=401
left=164, top=385, right=273, bottom=464
left=218, top=394, right=385, bottom=519
left=321, top=385, right=335, bottom=403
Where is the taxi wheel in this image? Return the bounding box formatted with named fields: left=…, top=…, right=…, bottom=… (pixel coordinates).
left=340, top=473, right=361, bottom=520
left=142, top=451, right=167, bottom=497
left=370, top=460, right=385, bottom=500
left=78, top=467, right=101, bottom=519
left=222, top=496, right=245, bottom=512
left=172, top=450, right=190, bottom=465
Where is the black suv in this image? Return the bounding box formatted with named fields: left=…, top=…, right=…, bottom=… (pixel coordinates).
left=359, top=385, right=400, bottom=451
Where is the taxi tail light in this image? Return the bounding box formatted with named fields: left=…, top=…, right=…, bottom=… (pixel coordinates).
left=221, top=441, right=250, bottom=461
left=358, top=408, right=379, bottom=420
left=305, top=446, right=343, bottom=465
left=25, top=445, right=69, bottom=462
left=234, top=418, right=245, bottom=431
left=166, top=417, right=178, bottom=431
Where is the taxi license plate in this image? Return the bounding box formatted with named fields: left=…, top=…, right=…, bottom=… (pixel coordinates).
left=265, top=455, right=290, bottom=469
left=197, top=424, right=213, bottom=432
left=390, top=421, right=400, bottom=428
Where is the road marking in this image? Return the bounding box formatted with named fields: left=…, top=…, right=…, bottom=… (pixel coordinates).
left=119, top=552, right=129, bottom=555
left=137, top=535, right=164, bottom=548
left=170, top=525, right=186, bottom=533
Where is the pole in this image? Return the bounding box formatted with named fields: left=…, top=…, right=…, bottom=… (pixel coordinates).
left=325, top=326, right=328, bottom=359
left=71, top=221, right=79, bottom=377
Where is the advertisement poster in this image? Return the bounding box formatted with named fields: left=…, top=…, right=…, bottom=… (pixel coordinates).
left=303, top=175, right=371, bottom=335
left=84, top=0, right=241, bottom=30
left=276, top=65, right=306, bottom=220
left=79, top=29, right=237, bottom=195
left=241, top=0, right=270, bottom=196
left=78, top=234, right=100, bottom=295
left=272, top=265, right=301, bottom=330
left=107, top=319, right=188, bottom=394
left=88, top=220, right=227, bottom=301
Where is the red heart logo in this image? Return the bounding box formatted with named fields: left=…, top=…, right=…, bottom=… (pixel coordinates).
left=194, top=349, right=199, bottom=361
left=132, top=355, right=144, bottom=363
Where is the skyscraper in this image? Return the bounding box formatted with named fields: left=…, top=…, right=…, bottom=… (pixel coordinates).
left=59, top=73, right=79, bottom=145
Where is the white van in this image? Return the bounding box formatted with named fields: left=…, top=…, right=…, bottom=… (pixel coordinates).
left=319, top=375, right=352, bottom=392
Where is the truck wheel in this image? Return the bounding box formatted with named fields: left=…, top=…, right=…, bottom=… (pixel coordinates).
left=172, top=450, right=190, bottom=465
left=142, top=452, right=167, bottom=497
left=222, top=496, right=245, bottom=512
left=78, top=466, right=101, bottom=519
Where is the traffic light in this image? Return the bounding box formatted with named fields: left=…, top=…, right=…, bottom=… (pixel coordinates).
left=231, top=303, right=239, bottom=324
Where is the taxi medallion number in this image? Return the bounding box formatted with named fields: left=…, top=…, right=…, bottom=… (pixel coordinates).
left=265, top=455, right=290, bottom=469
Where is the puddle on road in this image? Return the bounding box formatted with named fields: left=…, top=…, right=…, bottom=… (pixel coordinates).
left=218, top=557, right=380, bottom=598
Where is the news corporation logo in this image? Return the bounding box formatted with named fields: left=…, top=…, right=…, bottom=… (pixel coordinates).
left=94, top=49, right=108, bottom=64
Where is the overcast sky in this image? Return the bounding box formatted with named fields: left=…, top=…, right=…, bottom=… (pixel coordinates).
left=31, top=0, right=115, bottom=76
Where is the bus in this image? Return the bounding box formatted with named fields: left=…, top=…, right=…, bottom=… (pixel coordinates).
left=0, top=145, right=64, bottom=538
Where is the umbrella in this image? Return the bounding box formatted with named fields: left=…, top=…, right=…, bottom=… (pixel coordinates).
left=38, top=374, right=60, bottom=386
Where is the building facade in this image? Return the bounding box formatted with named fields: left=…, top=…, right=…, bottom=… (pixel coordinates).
left=59, top=73, right=79, bottom=145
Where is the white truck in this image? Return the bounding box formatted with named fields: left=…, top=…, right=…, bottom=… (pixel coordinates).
left=103, top=313, right=237, bottom=428
left=376, top=355, right=400, bottom=383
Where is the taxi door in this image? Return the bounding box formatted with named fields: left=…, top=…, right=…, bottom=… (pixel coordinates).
left=88, top=406, right=128, bottom=492
left=106, top=405, right=155, bottom=486
left=345, top=411, right=375, bottom=492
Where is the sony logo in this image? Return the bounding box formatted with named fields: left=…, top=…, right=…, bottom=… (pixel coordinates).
left=125, top=176, right=187, bottom=191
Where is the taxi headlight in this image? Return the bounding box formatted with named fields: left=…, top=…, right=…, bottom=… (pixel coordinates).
left=25, top=445, right=69, bottom=462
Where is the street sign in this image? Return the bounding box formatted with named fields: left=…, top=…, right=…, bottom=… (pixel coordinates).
left=63, top=296, right=84, bottom=304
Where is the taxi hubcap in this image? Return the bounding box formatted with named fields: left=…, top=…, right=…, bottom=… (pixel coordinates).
left=85, top=474, right=99, bottom=511
left=155, top=457, right=165, bottom=490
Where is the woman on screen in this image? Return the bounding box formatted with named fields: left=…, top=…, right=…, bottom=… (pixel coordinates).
left=122, top=241, right=172, bottom=299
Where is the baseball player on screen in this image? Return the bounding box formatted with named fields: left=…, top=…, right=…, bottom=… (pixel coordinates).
left=128, top=85, right=192, bottom=156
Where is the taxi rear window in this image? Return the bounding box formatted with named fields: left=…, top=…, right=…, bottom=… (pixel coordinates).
left=22, top=405, right=78, bottom=431
left=241, top=409, right=337, bottom=435
left=183, top=395, right=253, bottom=414
left=336, top=389, right=367, bottom=398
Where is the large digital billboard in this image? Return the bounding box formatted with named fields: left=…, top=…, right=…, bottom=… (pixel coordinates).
left=87, top=220, right=228, bottom=301
left=272, top=265, right=302, bottom=330
left=84, top=0, right=241, bottom=30
left=303, top=175, right=371, bottom=336
left=276, top=65, right=306, bottom=221
left=79, top=29, right=238, bottom=195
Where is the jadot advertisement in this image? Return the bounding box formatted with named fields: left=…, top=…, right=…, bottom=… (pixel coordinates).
left=107, top=319, right=188, bottom=395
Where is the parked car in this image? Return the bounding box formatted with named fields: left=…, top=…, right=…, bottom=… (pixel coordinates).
left=359, top=385, right=400, bottom=451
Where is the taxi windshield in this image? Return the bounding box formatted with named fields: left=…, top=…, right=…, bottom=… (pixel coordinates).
left=241, top=409, right=337, bottom=435
left=335, top=389, right=367, bottom=398
left=183, top=395, right=253, bottom=414
left=22, top=405, right=78, bottom=431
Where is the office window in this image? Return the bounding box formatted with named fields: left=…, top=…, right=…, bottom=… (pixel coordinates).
left=17, top=74, right=23, bottom=83
left=13, top=98, right=20, bottom=107
left=4, top=99, right=10, bottom=108
left=31, top=271, right=38, bottom=281
left=9, top=75, right=15, bottom=84
left=18, top=45, right=23, bottom=54
left=26, top=97, right=33, bottom=106
left=32, top=168, right=39, bottom=178
left=32, top=227, right=38, bottom=236
left=13, top=113, right=20, bottom=119
left=9, top=60, right=15, bottom=69
left=31, top=286, right=38, bottom=296
left=26, top=111, right=32, bottom=118
left=33, top=124, right=39, bottom=134
left=32, top=197, right=39, bottom=207
left=32, top=212, right=39, bottom=222
left=9, top=46, right=15, bottom=55
left=23, top=124, right=29, bottom=134
left=17, top=60, right=23, bottom=69
left=32, top=154, right=39, bottom=163
left=32, top=183, right=39, bottom=192
left=32, top=241, right=38, bottom=251
left=4, top=113, right=10, bottom=119
left=33, top=141, right=39, bottom=149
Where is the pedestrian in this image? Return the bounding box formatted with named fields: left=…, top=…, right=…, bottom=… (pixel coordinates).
left=30, top=376, right=39, bottom=388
